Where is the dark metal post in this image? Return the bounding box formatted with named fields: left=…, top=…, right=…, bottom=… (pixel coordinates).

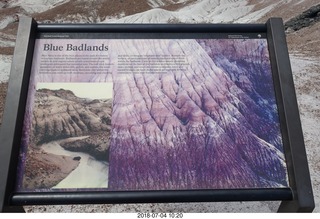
left=266, top=17, right=314, bottom=212
left=0, top=17, right=37, bottom=213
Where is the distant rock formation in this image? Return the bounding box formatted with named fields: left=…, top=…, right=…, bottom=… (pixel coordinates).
left=285, top=4, right=320, bottom=32
left=31, top=88, right=112, bottom=146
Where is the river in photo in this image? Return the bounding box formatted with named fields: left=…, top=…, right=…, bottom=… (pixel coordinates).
left=41, top=136, right=109, bottom=189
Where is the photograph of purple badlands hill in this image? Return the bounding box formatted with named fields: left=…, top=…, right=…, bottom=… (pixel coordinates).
left=17, top=38, right=289, bottom=191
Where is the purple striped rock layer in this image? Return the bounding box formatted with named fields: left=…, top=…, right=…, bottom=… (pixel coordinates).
left=108, top=39, right=288, bottom=190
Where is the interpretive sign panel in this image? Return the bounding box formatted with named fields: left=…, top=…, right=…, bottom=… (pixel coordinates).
left=0, top=17, right=314, bottom=212
left=17, top=34, right=289, bottom=192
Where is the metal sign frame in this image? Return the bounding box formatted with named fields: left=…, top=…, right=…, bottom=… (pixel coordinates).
left=0, top=17, right=314, bottom=212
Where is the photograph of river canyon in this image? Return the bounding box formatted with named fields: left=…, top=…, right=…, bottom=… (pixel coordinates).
left=19, top=83, right=113, bottom=190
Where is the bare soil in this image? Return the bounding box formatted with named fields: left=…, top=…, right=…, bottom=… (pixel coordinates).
left=287, top=22, right=320, bottom=57
left=0, top=46, right=14, bottom=55
left=33, top=0, right=152, bottom=22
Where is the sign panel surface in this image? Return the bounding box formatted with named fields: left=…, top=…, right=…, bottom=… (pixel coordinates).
left=16, top=33, right=289, bottom=192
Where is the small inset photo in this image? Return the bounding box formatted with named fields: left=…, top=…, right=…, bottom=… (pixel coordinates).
left=21, top=82, right=113, bottom=190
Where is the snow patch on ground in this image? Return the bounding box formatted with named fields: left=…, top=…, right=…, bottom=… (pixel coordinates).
left=7, top=0, right=70, bottom=14
left=0, top=55, right=12, bottom=83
